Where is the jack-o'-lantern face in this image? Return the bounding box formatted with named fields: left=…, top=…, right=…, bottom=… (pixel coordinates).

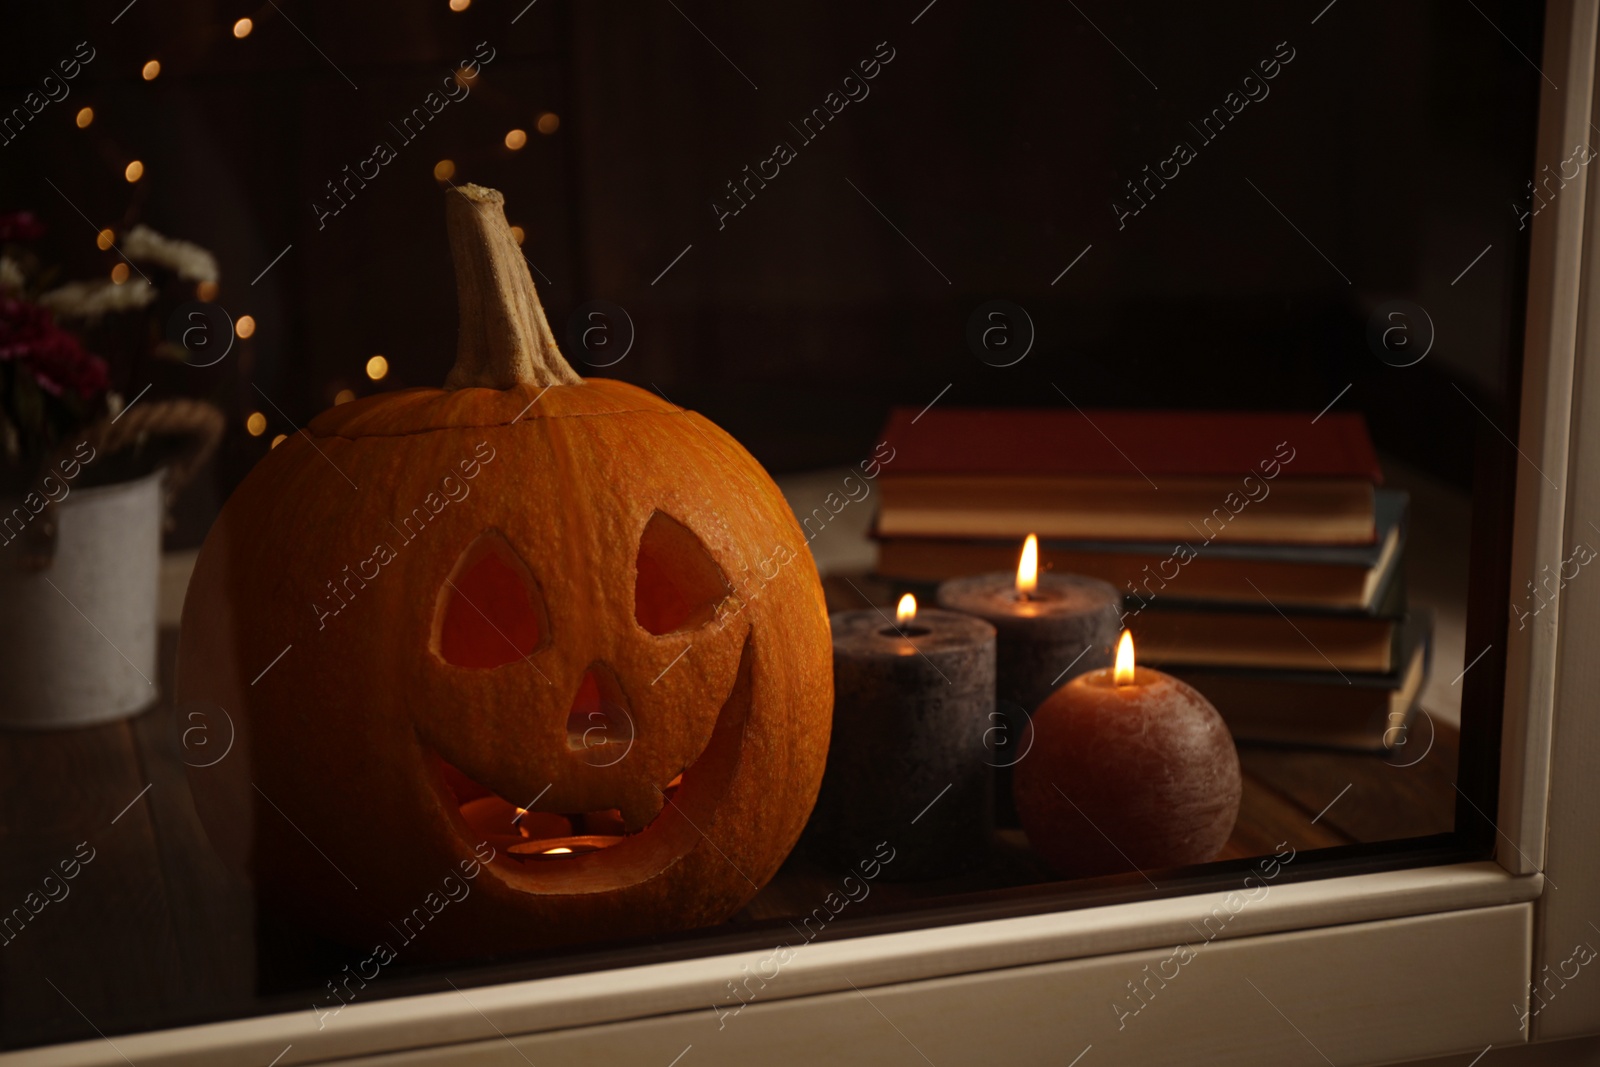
left=177, top=185, right=832, bottom=958
left=413, top=501, right=761, bottom=890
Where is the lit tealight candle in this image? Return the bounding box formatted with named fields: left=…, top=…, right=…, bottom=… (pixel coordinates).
left=507, top=835, right=621, bottom=858
left=937, top=535, right=1123, bottom=820
left=460, top=794, right=569, bottom=850
left=817, top=594, right=996, bottom=880
left=1013, top=631, right=1241, bottom=879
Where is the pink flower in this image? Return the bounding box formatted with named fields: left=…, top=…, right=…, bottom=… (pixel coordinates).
left=0, top=297, right=109, bottom=400
left=0, top=212, right=46, bottom=243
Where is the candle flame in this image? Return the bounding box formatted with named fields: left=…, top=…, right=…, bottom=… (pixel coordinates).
left=1114, top=630, right=1136, bottom=685
left=1016, top=534, right=1039, bottom=595
left=896, top=593, right=918, bottom=624
left=542, top=846, right=573, bottom=855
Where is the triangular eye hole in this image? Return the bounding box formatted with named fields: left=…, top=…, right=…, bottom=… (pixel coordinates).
left=634, top=511, right=732, bottom=635
left=434, top=531, right=549, bottom=668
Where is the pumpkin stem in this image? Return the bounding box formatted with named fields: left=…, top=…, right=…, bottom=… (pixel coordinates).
left=443, top=184, right=581, bottom=390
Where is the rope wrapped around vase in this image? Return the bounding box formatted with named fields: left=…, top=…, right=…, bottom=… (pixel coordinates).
left=17, top=398, right=225, bottom=571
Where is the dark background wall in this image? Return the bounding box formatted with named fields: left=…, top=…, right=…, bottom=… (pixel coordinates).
left=0, top=1, right=1543, bottom=545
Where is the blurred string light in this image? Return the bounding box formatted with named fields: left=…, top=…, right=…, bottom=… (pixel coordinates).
left=82, top=23, right=563, bottom=440
left=450, top=0, right=471, bottom=10
left=85, top=23, right=291, bottom=447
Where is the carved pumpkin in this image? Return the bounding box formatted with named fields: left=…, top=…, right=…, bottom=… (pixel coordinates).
left=178, top=185, right=832, bottom=958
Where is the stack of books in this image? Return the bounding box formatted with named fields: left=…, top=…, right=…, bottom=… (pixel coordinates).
left=872, top=407, right=1430, bottom=750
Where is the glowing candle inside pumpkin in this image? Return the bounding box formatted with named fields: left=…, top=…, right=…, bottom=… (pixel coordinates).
left=1012, top=628, right=1241, bottom=878
left=507, top=834, right=619, bottom=858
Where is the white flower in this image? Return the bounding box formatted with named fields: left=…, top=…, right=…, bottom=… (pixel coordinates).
left=0, top=255, right=21, bottom=293
left=39, top=278, right=159, bottom=320
left=121, top=224, right=219, bottom=283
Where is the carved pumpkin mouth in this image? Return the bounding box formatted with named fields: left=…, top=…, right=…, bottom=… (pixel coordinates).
left=427, top=753, right=684, bottom=859
left=421, top=634, right=755, bottom=892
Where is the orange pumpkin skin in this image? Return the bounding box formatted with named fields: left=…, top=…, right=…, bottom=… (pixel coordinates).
left=178, top=377, right=832, bottom=958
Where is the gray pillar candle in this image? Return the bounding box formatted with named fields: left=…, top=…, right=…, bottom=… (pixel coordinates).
left=817, top=598, right=996, bottom=881
left=937, top=558, right=1123, bottom=823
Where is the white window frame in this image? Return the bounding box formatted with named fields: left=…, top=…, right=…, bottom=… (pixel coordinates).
left=12, top=3, right=1599, bottom=1064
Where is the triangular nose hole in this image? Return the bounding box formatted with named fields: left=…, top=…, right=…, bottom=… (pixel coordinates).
left=434, top=531, right=548, bottom=669
left=566, top=663, right=635, bottom=766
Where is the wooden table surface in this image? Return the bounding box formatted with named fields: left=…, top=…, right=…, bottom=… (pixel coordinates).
left=0, top=621, right=1460, bottom=1053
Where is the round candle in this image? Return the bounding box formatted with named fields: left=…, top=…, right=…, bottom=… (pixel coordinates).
left=816, top=595, right=996, bottom=880
left=937, top=538, right=1122, bottom=821
left=1013, top=631, right=1240, bottom=878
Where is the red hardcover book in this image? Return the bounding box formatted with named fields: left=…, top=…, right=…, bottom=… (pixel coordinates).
left=880, top=408, right=1382, bottom=479
left=875, top=409, right=1381, bottom=544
